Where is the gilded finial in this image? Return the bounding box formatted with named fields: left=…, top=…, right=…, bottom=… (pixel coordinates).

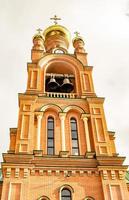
left=73, top=31, right=85, bottom=46
left=33, top=28, right=43, bottom=41
left=74, top=31, right=80, bottom=37
left=36, top=28, right=42, bottom=34
left=50, top=15, right=61, bottom=25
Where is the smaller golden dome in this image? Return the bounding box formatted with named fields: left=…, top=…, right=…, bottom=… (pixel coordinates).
left=33, top=28, right=44, bottom=42
left=33, top=34, right=44, bottom=42
left=72, top=36, right=85, bottom=45
left=72, top=31, right=85, bottom=45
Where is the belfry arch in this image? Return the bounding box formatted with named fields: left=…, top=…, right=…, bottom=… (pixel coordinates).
left=38, top=54, right=83, bottom=94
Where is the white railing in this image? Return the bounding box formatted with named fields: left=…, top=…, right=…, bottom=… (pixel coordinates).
left=46, top=92, right=77, bottom=99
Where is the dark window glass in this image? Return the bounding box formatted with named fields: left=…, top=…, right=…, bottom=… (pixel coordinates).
left=61, top=188, right=71, bottom=200
left=48, top=121, right=54, bottom=129
left=48, top=148, right=54, bottom=155
left=70, top=118, right=79, bottom=155
left=71, top=131, right=78, bottom=139
left=62, top=198, right=71, bottom=200
left=72, top=140, right=78, bottom=147
left=72, top=148, right=79, bottom=155
left=48, top=138, right=54, bottom=147
left=48, top=130, right=54, bottom=138
left=71, top=122, right=77, bottom=130
left=47, top=117, right=54, bottom=155
left=48, top=118, right=53, bottom=122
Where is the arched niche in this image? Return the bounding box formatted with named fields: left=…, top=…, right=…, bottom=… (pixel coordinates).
left=40, top=103, right=62, bottom=113
left=45, top=60, right=76, bottom=93
left=63, top=105, right=85, bottom=114
left=38, top=54, right=84, bottom=94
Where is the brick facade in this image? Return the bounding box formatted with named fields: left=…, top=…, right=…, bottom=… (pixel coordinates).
left=0, top=19, right=129, bottom=200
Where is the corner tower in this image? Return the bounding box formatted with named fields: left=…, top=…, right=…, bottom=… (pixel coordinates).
left=1, top=16, right=129, bottom=200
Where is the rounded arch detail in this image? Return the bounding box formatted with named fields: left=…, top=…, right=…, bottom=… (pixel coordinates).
left=40, top=103, right=63, bottom=113
left=59, top=184, right=74, bottom=193
left=38, top=54, right=84, bottom=72
left=84, top=197, right=95, bottom=200
left=63, top=105, right=85, bottom=114
left=38, top=54, right=83, bottom=94
left=38, top=196, right=50, bottom=200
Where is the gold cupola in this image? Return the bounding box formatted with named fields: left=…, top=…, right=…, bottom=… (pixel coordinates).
left=72, top=32, right=86, bottom=53
left=32, top=28, right=44, bottom=50
left=43, top=16, right=71, bottom=53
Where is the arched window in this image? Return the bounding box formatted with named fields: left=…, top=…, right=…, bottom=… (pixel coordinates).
left=70, top=118, right=79, bottom=155
left=47, top=117, right=54, bottom=155
left=61, top=188, right=71, bottom=200
left=38, top=196, right=50, bottom=200
left=85, top=197, right=95, bottom=200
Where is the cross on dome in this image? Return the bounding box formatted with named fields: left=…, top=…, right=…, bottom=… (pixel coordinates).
left=74, top=31, right=80, bottom=37
left=50, top=15, right=61, bottom=25
left=36, top=28, right=42, bottom=34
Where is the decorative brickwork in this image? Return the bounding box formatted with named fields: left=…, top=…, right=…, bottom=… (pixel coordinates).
left=0, top=18, right=129, bottom=199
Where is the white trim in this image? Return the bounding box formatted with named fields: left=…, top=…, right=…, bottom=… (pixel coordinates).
left=81, top=116, right=91, bottom=152
left=37, top=115, right=42, bottom=150
left=59, top=113, right=66, bottom=151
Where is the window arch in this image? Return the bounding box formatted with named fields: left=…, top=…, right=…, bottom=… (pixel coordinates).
left=61, top=188, right=71, bottom=200
left=70, top=118, right=79, bottom=155
left=38, top=196, right=50, bottom=200
left=85, top=197, right=95, bottom=200
left=47, top=117, right=54, bottom=155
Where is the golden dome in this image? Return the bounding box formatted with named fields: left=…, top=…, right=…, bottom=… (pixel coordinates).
left=72, top=36, right=85, bottom=45
left=43, top=24, right=71, bottom=43
left=33, top=33, right=44, bottom=41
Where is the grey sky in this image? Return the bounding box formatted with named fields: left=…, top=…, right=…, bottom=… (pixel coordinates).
left=0, top=0, right=129, bottom=165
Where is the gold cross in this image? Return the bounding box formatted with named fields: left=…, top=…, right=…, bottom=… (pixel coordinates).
left=74, top=31, right=80, bottom=37
left=50, top=15, right=61, bottom=25
left=36, top=28, right=42, bottom=34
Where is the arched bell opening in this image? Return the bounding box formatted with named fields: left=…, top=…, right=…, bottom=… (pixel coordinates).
left=45, top=61, right=76, bottom=93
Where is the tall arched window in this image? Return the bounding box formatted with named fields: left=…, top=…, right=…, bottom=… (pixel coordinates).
left=70, top=118, right=79, bottom=155
left=61, top=188, right=71, bottom=200
left=85, top=197, right=95, bottom=200
left=38, top=196, right=50, bottom=200
left=47, top=117, right=54, bottom=155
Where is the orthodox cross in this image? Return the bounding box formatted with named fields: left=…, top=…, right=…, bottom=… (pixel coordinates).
left=74, top=31, right=80, bottom=37
left=36, top=28, right=42, bottom=34
left=50, top=15, right=61, bottom=25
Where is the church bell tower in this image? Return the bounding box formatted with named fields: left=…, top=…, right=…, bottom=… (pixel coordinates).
left=0, top=16, right=129, bottom=200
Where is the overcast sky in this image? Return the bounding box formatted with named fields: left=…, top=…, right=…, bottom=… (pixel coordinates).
left=0, top=0, right=129, bottom=165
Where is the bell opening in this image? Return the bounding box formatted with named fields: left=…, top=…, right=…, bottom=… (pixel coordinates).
left=46, top=74, right=74, bottom=93
left=45, top=62, right=76, bottom=93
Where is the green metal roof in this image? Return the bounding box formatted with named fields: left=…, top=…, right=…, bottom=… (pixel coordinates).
left=126, top=171, right=129, bottom=183
left=0, top=169, right=2, bottom=182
